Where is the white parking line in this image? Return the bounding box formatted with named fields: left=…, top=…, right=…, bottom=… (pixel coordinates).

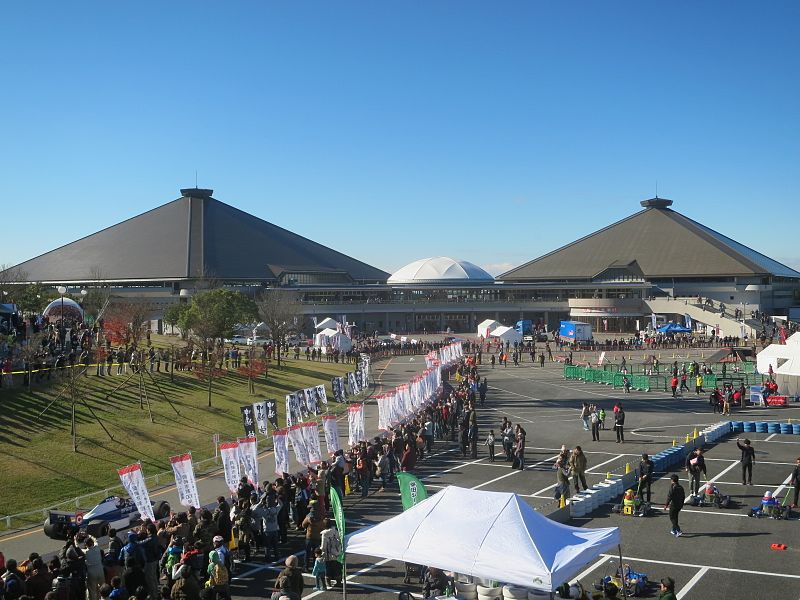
left=471, top=454, right=560, bottom=490
left=765, top=433, right=778, bottom=441
left=586, top=454, right=625, bottom=473
left=677, top=566, right=709, bottom=599
left=707, top=460, right=740, bottom=483
left=570, top=556, right=611, bottom=585
left=600, top=553, right=800, bottom=580
left=773, top=473, right=793, bottom=499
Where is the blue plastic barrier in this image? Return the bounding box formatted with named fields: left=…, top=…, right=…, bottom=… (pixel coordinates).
left=793, top=424, right=800, bottom=435
left=732, top=421, right=744, bottom=433
left=744, top=422, right=756, bottom=433
left=780, top=424, right=792, bottom=435
left=755, top=422, right=768, bottom=433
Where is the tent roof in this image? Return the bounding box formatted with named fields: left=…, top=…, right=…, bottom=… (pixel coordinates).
left=346, top=486, right=620, bottom=591
left=786, top=332, right=800, bottom=346
left=776, top=356, right=800, bottom=377
left=316, top=328, right=342, bottom=337
left=657, top=323, right=691, bottom=333
left=316, top=317, right=339, bottom=330
left=477, top=319, right=500, bottom=328
left=500, top=198, right=800, bottom=281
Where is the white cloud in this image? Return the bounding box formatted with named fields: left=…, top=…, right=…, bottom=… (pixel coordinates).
left=481, top=262, right=516, bottom=276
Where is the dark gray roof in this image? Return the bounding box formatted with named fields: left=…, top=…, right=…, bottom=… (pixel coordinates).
left=501, top=198, right=800, bottom=281
left=9, top=189, right=389, bottom=284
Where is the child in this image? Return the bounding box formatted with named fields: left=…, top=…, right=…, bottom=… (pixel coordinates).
left=312, top=548, right=327, bottom=591
left=485, top=430, right=496, bottom=462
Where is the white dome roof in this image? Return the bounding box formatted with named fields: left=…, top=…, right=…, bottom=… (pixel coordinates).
left=388, top=257, right=494, bottom=284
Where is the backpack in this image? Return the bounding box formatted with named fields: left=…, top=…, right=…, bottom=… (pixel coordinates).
left=123, top=545, right=145, bottom=570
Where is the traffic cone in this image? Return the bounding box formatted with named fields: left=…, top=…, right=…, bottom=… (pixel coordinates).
left=685, top=434, right=691, bottom=443
left=625, top=463, right=631, bottom=474
left=693, top=428, right=698, bottom=439
left=672, top=439, right=677, bottom=447
left=560, top=495, right=566, bottom=509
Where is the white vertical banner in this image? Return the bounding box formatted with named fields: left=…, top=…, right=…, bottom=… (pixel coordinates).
left=301, top=422, right=322, bottom=465
left=272, top=429, right=290, bottom=476
left=253, top=400, right=269, bottom=436
left=219, top=442, right=241, bottom=494
left=376, top=394, right=389, bottom=431
left=322, top=415, right=340, bottom=456
left=287, top=425, right=311, bottom=467
left=169, top=453, right=201, bottom=509
left=237, top=437, right=259, bottom=487
left=348, top=403, right=366, bottom=446
left=117, top=463, right=155, bottom=522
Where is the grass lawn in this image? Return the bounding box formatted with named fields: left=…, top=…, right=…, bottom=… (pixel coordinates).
left=0, top=350, right=355, bottom=529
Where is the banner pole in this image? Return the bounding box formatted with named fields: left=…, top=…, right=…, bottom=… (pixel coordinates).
left=341, top=556, right=347, bottom=600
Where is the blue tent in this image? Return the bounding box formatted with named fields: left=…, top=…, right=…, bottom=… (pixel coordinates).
left=657, top=322, right=691, bottom=334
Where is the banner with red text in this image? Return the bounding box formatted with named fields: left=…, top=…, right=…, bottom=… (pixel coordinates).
left=117, top=463, right=155, bottom=522
left=287, top=424, right=311, bottom=467
left=220, top=442, right=241, bottom=494
left=170, top=454, right=201, bottom=509
left=322, top=415, right=340, bottom=455
left=272, top=429, right=290, bottom=476
left=237, top=437, right=259, bottom=487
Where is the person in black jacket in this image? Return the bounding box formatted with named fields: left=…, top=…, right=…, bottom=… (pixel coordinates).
left=685, top=448, right=707, bottom=496
left=638, top=453, right=654, bottom=503
left=736, top=438, right=755, bottom=485
left=614, top=405, right=625, bottom=443
left=790, top=457, right=800, bottom=508
left=664, top=474, right=685, bottom=537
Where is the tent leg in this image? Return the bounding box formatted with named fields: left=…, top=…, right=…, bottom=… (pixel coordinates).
left=617, top=544, right=628, bottom=599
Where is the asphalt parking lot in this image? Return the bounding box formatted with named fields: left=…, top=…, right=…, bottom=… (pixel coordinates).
left=5, top=350, right=800, bottom=600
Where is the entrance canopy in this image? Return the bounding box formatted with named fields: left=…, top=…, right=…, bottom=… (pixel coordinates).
left=346, top=486, right=620, bottom=592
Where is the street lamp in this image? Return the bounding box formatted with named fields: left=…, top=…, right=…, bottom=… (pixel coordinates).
left=57, top=286, right=67, bottom=325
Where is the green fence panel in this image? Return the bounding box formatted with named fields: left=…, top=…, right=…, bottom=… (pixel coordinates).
left=704, top=374, right=717, bottom=388
left=631, top=375, right=651, bottom=391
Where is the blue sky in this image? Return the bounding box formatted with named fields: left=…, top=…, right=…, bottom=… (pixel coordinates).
left=2, top=1, right=799, bottom=276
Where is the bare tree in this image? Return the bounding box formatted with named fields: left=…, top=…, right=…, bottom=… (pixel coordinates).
left=82, top=266, right=114, bottom=321
left=255, top=290, right=304, bottom=368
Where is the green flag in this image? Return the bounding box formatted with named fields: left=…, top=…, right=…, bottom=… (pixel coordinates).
left=397, top=471, right=428, bottom=511
left=329, top=486, right=346, bottom=563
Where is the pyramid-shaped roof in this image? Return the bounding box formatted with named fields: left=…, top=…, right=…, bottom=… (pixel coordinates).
left=10, top=189, right=389, bottom=284
left=501, top=198, right=800, bottom=281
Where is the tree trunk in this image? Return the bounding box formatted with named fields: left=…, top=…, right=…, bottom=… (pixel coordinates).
left=208, top=368, right=213, bottom=407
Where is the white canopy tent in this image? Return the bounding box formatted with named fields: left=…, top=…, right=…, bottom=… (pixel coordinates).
left=490, top=325, right=523, bottom=345
left=315, top=317, right=339, bottom=331
left=477, top=319, right=501, bottom=339
left=314, top=328, right=352, bottom=353
left=346, top=486, right=620, bottom=592
left=756, top=342, right=796, bottom=375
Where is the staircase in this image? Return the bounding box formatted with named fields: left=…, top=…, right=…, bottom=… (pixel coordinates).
left=644, top=297, right=755, bottom=339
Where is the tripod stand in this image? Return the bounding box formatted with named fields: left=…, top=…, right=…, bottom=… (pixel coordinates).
left=103, top=350, right=180, bottom=422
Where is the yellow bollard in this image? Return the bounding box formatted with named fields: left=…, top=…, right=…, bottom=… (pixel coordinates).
left=693, top=428, right=698, bottom=439
left=672, top=353, right=676, bottom=359
left=789, top=419, right=793, bottom=425
left=685, top=434, right=691, bottom=443
left=672, top=439, right=677, bottom=447
left=701, top=352, right=705, bottom=359
left=560, top=495, right=566, bottom=509
left=625, top=463, right=631, bottom=474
